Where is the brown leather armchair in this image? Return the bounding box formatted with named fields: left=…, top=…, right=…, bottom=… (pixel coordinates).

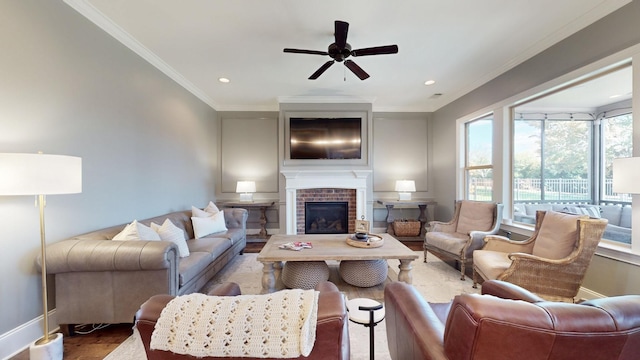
left=384, top=280, right=640, bottom=360
left=135, top=281, right=350, bottom=360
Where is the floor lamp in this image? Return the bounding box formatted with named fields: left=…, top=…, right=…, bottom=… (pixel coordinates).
left=0, top=153, right=82, bottom=360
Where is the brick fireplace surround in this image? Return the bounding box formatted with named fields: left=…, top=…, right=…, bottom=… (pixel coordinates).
left=281, top=170, right=372, bottom=234
left=296, top=188, right=356, bottom=234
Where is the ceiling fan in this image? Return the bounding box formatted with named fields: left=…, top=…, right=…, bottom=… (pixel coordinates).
left=283, top=20, right=398, bottom=80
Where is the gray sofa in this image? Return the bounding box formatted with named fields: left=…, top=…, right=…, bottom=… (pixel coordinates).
left=43, top=207, right=248, bottom=334
left=514, top=203, right=631, bottom=243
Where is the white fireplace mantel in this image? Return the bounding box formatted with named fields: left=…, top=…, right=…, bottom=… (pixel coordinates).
left=281, top=169, right=372, bottom=234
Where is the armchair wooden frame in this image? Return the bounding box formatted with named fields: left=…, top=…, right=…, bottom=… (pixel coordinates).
left=424, top=200, right=503, bottom=280
left=472, top=210, right=608, bottom=302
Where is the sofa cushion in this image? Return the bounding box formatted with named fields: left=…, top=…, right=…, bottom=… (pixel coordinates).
left=532, top=211, right=585, bottom=259
left=524, top=204, right=553, bottom=215
left=456, top=201, right=495, bottom=234
left=113, top=220, right=161, bottom=241
left=472, top=250, right=512, bottom=280
left=620, top=206, right=632, bottom=228
left=211, top=227, right=245, bottom=245
left=187, top=237, right=232, bottom=260
left=426, top=231, right=469, bottom=255
left=151, top=219, right=190, bottom=258
left=178, top=252, right=213, bottom=286
left=560, top=205, right=601, bottom=218
left=600, top=205, right=623, bottom=226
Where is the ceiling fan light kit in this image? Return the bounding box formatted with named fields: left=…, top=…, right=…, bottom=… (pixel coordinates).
left=284, top=20, right=398, bottom=80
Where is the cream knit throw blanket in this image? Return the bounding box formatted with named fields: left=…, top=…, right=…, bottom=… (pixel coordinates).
left=150, top=290, right=320, bottom=358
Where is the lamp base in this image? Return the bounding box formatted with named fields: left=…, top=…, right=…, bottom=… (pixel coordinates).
left=398, top=192, right=412, bottom=201
left=239, top=193, right=253, bottom=202
left=30, top=333, right=63, bottom=360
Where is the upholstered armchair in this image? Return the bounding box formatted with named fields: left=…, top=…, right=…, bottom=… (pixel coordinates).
left=473, top=210, right=608, bottom=302
left=384, top=280, right=640, bottom=360
left=424, top=200, right=503, bottom=280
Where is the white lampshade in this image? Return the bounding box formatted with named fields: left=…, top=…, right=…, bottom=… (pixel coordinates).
left=236, top=181, right=256, bottom=193
left=236, top=181, right=256, bottom=202
left=395, top=180, right=416, bottom=192
left=0, top=153, right=82, bottom=195
left=613, top=157, right=640, bottom=194
left=395, top=180, right=415, bottom=200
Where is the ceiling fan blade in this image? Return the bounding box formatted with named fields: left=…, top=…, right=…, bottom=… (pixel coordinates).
left=284, top=48, right=329, bottom=56
left=334, top=20, right=349, bottom=49
left=351, top=45, right=399, bottom=57
left=344, top=60, right=370, bottom=80
left=309, top=60, right=335, bottom=80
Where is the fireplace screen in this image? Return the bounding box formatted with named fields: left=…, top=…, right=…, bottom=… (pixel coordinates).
left=305, top=201, right=348, bottom=234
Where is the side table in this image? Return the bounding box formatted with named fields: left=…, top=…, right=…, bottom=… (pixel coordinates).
left=377, top=199, right=437, bottom=238
left=346, top=298, right=385, bottom=360
left=221, top=201, right=274, bottom=238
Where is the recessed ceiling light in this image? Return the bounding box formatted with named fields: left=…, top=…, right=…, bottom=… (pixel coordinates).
left=609, top=94, right=621, bottom=99
left=218, top=77, right=230, bottom=83
left=424, top=80, right=436, bottom=86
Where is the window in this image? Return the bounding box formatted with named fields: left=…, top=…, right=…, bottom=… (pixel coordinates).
left=465, top=114, right=493, bottom=201
left=513, top=113, right=593, bottom=203
left=602, top=112, right=633, bottom=204
left=511, top=65, right=633, bottom=245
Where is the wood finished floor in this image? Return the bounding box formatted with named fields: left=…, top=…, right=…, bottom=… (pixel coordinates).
left=10, top=240, right=425, bottom=360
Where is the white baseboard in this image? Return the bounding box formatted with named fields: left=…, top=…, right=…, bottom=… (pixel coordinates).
left=0, top=310, right=58, bottom=360
left=577, top=286, right=606, bottom=302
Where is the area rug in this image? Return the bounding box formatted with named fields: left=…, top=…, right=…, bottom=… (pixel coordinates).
left=104, top=251, right=479, bottom=360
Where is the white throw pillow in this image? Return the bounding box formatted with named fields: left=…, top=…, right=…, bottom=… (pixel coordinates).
left=192, top=206, right=212, bottom=218
left=204, top=201, right=220, bottom=214
left=151, top=219, right=190, bottom=257
left=113, top=220, right=161, bottom=241
left=191, top=211, right=228, bottom=239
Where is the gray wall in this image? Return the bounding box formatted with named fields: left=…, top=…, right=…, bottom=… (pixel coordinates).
left=0, top=0, right=217, bottom=347
left=216, top=110, right=433, bottom=232
left=431, top=0, right=640, bottom=296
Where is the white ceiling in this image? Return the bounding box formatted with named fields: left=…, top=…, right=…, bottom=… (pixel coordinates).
left=64, top=0, right=630, bottom=112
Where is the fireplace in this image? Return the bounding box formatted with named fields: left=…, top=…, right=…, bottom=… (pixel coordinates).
left=305, top=201, right=348, bottom=234
left=281, top=170, right=372, bottom=234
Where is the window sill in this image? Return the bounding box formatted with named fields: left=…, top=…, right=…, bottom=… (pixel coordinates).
left=501, top=221, right=640, bottom=267
left=596, top=241, right=640, bottom=266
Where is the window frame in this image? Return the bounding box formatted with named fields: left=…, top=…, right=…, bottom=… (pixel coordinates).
left=464, top=114, right=494, bottom=201
left=455, top=45, right=640, bottom=265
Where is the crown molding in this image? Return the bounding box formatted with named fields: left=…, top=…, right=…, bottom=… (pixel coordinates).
left=63, top=0, right=219, bottom=110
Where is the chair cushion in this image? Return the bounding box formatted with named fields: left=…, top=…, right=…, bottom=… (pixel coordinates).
left=425, top=231, right=469, bottom=255
left=473, top=250, right=512, bottom=280
left=532, top=211, right=585, bottom=260
left=456, top=201, right=496, bottom=234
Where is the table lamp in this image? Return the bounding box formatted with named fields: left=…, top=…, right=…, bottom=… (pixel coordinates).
left=236, top=181, right=256, bottom=202
left=0, top=153, right=82, bottom=360
left=395, top=180, right=416, bottom=201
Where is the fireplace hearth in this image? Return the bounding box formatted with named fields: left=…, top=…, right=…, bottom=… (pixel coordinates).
left=305, top=201, right=348, bottom=234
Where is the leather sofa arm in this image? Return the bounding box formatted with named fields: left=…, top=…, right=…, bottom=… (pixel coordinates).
left=224, top=208, right=248, bottom=229
left=480, top=280, right=545, bottom=302
left=384, top=282, right=449, bottom=360
left=42, top=239, right=179, bottom=273
left=137, top=282, right=242, bottom=323
left=135, top=281, right=349, bottom=360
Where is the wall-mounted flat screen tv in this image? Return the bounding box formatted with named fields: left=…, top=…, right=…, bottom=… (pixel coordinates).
left=290, top=117, right=362, bottom=160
